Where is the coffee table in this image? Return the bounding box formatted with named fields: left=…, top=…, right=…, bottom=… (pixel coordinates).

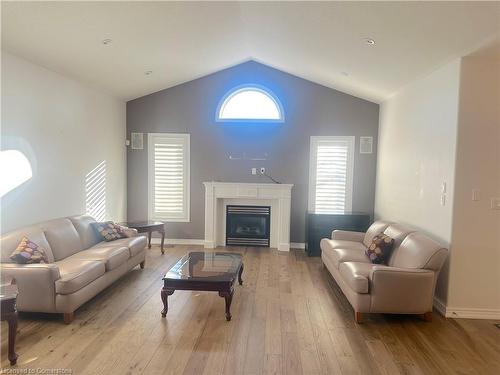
left=161, top=252, right=243, bottom=321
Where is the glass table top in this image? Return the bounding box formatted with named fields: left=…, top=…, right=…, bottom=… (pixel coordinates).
left=163, top=252, right=243, bottom=282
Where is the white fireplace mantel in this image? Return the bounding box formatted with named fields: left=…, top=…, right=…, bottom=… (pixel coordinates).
left=203, top=182, right=293, bottom=251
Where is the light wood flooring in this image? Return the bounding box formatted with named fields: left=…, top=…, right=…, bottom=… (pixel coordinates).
left=1, top=245, right=499, bottom=374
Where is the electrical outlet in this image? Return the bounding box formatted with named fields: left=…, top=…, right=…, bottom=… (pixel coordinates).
left=251, top=168, right=257, bottom=175
left=260, top=167, right=266, bottom=175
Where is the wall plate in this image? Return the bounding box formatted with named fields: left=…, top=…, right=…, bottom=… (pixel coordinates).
left=359, top=136, right=373, bottom=154
left=131, top=132, right=144, bottom=150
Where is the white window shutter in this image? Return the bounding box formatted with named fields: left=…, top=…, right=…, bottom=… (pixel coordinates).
left=148, top=133, right=190, bottom=222
left=309, top=136, right=354, bottom=214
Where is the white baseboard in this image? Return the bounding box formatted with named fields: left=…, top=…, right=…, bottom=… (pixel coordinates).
left=150, top=238, right=204, bottom=246
left=290, top=242, right=305, bottom=249
left=434, top=297, right=500, bottom=320
left=433, top=297, right=447, bottom=316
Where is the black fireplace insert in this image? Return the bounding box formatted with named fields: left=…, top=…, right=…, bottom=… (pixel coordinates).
left=226, top=205, right=271, bottom=247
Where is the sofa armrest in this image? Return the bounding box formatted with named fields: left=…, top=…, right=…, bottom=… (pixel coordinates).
left=1, top=263, right=60, bottom=312
left=369, top=266, right=435, bottom=313
left=332, top=230, right=365, bottom=242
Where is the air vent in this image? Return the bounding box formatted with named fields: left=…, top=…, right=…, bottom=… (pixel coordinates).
left=131, top=132, right=144, bottom=150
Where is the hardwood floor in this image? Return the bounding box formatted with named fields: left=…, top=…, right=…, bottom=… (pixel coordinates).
left=1, top=245, right=499, bottom=374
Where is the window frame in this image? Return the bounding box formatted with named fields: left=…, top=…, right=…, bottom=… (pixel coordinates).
left=308, top=135, right=355, bottom=213
left=148, top=133, right=190, bottom=223
left=215, top=84, right=285, bottom=123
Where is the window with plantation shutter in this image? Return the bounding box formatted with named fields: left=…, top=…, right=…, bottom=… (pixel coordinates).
left=148, top=133, right=190, bottom=222
left=308, top=136, right=355, bottom=214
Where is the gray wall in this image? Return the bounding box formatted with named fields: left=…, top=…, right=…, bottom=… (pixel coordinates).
left=127, top=61, right=379, bottom=242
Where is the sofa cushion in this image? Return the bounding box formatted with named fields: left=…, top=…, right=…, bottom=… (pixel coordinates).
left=365, top=233, right=395, bottom=264
left=338, top=262, right=374, bottom=294
left=10, top=237, right=49, bottom=264
left=322, top=247, right=370, bottom=269
left=363, top=220, right=392, bottom=248
left=1, top=226, right=55, bottom=263
left=69, top=215, right=101, bottom=250
left=39, top=218, right=83, bottom=261
left=69, top=246, right=129, bottom=271
left=320, top=238, right=367, bottom=253
left=91, top=236, right=147, bottom=257
left=55, top=258, right=105, bottom=294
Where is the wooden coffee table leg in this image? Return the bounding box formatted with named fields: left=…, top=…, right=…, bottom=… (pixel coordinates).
left=238, top=264, right=244, bottom=285
left=219, top=289, right=234, bottom=321
left=161, top=288, right=174, bottom=317
left=160, top=230, right=165, bottom=254
left=6, top=312, right=18, bottom=365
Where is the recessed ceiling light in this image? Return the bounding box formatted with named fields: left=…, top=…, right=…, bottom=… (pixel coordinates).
left=364, top=38, right=376, bottom=45
left=102, top=38, right=112, bottom=45
left=145, top=71, right=153, bottom=76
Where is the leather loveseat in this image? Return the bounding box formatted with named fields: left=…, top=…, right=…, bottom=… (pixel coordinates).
left=0, top=215, right=147, bottom=323
left=320, top=220, right=448, bottom=323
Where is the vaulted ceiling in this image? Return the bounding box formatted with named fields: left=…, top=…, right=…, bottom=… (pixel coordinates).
left=2, top=1, right=499, bottom=103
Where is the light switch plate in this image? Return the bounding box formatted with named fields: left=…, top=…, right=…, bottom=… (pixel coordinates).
left=491, top=198, right=500, bottom=210
left=472, top=189, right=480, bottom=201
left=440, top=195, right=446, bottom=206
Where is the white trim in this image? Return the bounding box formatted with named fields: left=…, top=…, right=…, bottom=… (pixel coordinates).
left=433, top=297, right=447, bottom=316
left=308, top=136, right=355, bottom=213
left=148, top=133, right=190, bottom=223
left=151, top=238, right=204, bottom=246
left=290, top=242, right=306, bottom=249
left=433, top=297, right=500, bottom=319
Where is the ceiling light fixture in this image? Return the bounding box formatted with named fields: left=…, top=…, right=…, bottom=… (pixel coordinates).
left=145, top=71, right=153, bottom=76
left=364, top=38, right=376, bottom=45
left=102, top=38, right=112, bottom=45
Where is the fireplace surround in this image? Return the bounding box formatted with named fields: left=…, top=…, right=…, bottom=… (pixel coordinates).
left=203, top=182, right=293, bottom=251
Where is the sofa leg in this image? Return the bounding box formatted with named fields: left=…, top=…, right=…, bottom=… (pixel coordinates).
left=423, top=311, right=433, bottom=322
left=63, top=312, right=74, bottom=324
left=355, top=311, right=363, bottom=324
left=140, top=261, right=145, bottom=269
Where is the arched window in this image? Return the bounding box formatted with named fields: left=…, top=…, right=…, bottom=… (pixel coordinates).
left=216, top=85, right=284, bottom=122
left=0, top=150, right=33, bottom=197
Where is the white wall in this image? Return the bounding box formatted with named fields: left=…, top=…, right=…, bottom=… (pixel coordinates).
left=1, top=52, right=127, bottom=233
left=447, top=48, right=500, bottom=316
left=375, top=60, right=461, bottom=303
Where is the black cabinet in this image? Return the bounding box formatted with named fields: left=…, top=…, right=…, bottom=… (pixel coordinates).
left=305, top=212, right=371, bottom=257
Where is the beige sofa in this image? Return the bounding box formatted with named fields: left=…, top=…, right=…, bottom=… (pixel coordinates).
left=320, top=220, right=448, bottom=323
left=0, top=215, right=147, bottom=323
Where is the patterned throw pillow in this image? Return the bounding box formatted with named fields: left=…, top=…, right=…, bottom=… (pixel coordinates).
left=92, top=221, right=126, bottom=242
left=365, top=233, right=395, bottom=264
left=10, top=237, right=49, bottom=264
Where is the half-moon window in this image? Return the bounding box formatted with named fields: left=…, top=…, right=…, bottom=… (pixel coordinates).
left=217, top=85, right=284, bottom=122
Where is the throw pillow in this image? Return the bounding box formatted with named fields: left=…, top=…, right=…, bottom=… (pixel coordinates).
left=365, top=233, right=395, bottom=264
left=92, top=221, right=126, bottom=242
left=10, top=237, right=49, bottom=264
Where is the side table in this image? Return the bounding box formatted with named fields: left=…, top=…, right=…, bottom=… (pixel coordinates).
left=1, top=277, right=18, bottom=365
left=121, top=221, right=166, bottom=254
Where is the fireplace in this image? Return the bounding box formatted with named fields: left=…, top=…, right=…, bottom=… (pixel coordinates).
left=226, top=205, right=271, bottom=247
